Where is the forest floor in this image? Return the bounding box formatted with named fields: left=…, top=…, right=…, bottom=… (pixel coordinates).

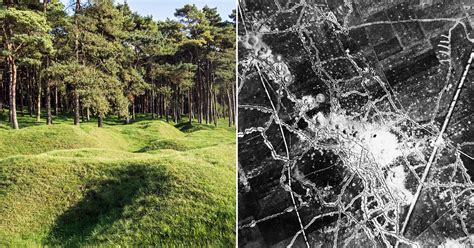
left=0, top=111, right=236, bottom=247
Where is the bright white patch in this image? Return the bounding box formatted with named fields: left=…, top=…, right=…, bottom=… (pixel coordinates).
left=439, top=190, right=448, bottom=200
left=360, top=126, right=402, bottom=167
left=431, top=136, right=445, bottom=147
left=319, top=112, right=402, bottom=168
left=300, top=95, right=318, bottom=112
left=469, top=196, right=474, bottom=207
left=386, top=165, right=414, bottom=205
left=315, top=93, right=326, bottom=103
left=316, top=111, right=328, bottom=126
left=441, top=235, right=474, bottom=248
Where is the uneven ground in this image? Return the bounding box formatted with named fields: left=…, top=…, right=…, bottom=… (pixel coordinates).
left=0, top=112, right=236, bottom=247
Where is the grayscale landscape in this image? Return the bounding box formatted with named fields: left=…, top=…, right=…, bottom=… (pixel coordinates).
left=238, top=0, right=474, bottom=247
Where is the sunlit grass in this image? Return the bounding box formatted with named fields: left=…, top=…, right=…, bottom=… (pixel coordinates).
left=0, top=111, right=236, bottom=247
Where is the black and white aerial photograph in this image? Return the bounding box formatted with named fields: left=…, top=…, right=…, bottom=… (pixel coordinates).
left=237, top=0, right=474, bottom=247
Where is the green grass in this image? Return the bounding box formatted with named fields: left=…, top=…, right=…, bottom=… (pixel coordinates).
left=0, top=112, right=236, bottom=247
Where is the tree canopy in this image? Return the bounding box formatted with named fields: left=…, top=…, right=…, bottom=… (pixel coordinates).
left=0, top=0, right=236, bottom=129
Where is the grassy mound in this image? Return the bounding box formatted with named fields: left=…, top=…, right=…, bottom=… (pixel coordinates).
left=140, top=129, right=235, bottom=152
left=0, top=118, right=188, bottom=158
left=0, top=114, right=235, bottom=247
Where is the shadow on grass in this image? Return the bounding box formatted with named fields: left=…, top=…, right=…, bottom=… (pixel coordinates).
left=174, top=122, right=215, bottom=132
left=46, top=164, right=169, bottom=247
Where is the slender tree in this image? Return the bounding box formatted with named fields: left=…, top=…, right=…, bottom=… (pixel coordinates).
left=1, top=1, right=52, bottom=129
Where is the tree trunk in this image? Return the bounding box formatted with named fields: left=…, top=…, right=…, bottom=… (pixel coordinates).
left=173, top=99, right=177, bottom=123
left=43, top=0, right=51, bottom=125
left=209, top=85, right=214, bottom=125
left=3, top=3, right=18, bottom=128
left=204, top=73, right=209, bottom=124
left=188, top=89, right=192, bottom=125
left=86, top=107, right=90, bottom=121
left=216, top=94, right=220, bottom=120
left=151, top=89, right=155, bottom=119
left=176, top=86, right=180, bottom=122
left=159, top=94, right=163, bottom=119
left=98, top=113, right=103, bottom=128
left=165, top=100, right=169, bottom=122
left=18, top=71, right=24, bottom=116
left=74, top=92, right=80, bottom=125
left=197, top=70, right=202, bottom=123
left=232, top=82, right=236, bottom=126
left=27, top=69, right=33, bottom=117
left=132, top=99, right=136, bottom=120
left=46, top=81, right=51, bottom=125
left=34, top=72, right=41, bottom=122
left=212, top=90, right=217, bottom=127
left=180, top=93, right=184, bottom=117
left=155, top=92, right=160, bottom=119
left=226, top=89, right=233, bottom=127
left=124, top=102, right=129, bottom=124
left=53, top=86, right=58, bottom=115
left=74, top=0, right=80, bottom=126
left=7, top=56, right=19, bottom=129
left=46, top=66, right=52, bottom=125
left=61, top=93, right=66, bottom=115
left=227, top=88, right=233, bottom=127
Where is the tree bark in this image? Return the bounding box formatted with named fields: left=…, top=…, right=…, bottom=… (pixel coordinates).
left=197, top=69, right=203, bottom=123
left=232, top=82, right=236, bottom=126
left=173, top=97, right=177, bottom=123
left=7, top=56, right=19, bottom=129
left=212, top=89, right=217, bottom=126
left=74, top=92, right=80, bottom=125
left=46, top=81, right=52, bottom=125
left=132, top=99, right=136, bottom=120
left=216, top=94, right=220, bottom=120
left=61, top=93, right=66, bottom=115
left=53, top=86, right=58, bottom=115
left=205, top=64, right=209, bottom=124
left=34, top=71, right=41, bottom=122
left=18, top=70, right=24, bottom=116
left=43, top=0, right=51, bottom=125
left=176, top=86, right=180, bottom=122
left=227, top=88, right=233, bottom=127
left=165, top=99, right=169, bottom=122
left=74, top=0, right=81, bottom=126
left=159, top=94, right=163, bottom=119
left=209, top=84, right=213, bottom=125
left=27, top=71, right=33, bottom=117
left=155, top=92, right=160, bottom=119
left=126, top=104, right=130, bottom=124
left=180, top=92, right=184, bottom=117
left=98, top=113, right=103, bottom=128
left=151, top=89, right=155, bottom=119
left=3, top=4, right=18, bottom=129
left=188, top=89, right=192, bottom=125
